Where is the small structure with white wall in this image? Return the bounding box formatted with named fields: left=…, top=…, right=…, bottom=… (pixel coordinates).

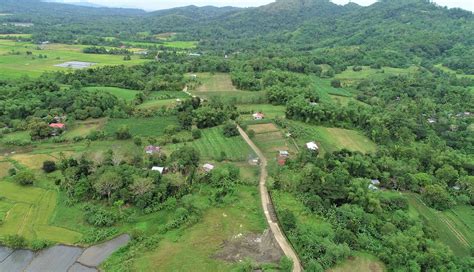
left=151, top=166, right=165, bottom=174
left=306, top=141, right=319, bottom=151
left=203, top=163, right=215, bottom=172
left=252, top=112, right=265, bottom=120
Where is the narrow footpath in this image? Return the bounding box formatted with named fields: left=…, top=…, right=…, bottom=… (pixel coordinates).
left=237, top=126, right=302, bottom=272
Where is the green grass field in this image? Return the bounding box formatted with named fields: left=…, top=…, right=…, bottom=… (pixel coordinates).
left=288, top=121, right=377, bottom=154
left=335, top=66, right=418, bottom=83
left=312, top=77, right=353, bottom=99
left=82, top=86, right=141, bottom=102
left=63, top=118, right=107, bottom=140
left=190, top=73, right=267, bottom=104
left=406, top=193, right=472, bottom=256
left=0, top=40, right=146, bottom=79
left=169, top=127, right=254, bottom=161
left=0, top=180, right=82, bottom=244
left=123, top=40, right=197, bottom=49
left=0, top=33, right=32, bottom=39
left=132, top=185, right=266, bottom=272
left=105, top=116, right=178, bottom=137
left=238, top=104, right=286, bottom=120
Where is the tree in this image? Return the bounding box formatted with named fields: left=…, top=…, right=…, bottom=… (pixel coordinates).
left=130, top=178, right=155, bottom=197
left=222, top=122, right=239, bottom=137
left=169, top=146, right=200, bottom=174
left=3, top=235, right=27, bottom=249
left=435, top=165, right=459, bottom=187
left=30, top=121, right=52, bottom=140
left=94, top=170, right=122, bottom=200
left=133, top=136, right=142, bottom=147
left=331, top=79, right=342, bottom=88
left=280, top=209, right=297, bottom=231
left=191, top=128, right=202, bottom=139
left=422, top=184, right=455, bottom=210
left=115, top=125, right=131, bottom=140
left=42, top=160, right=57, bottom=173
left=14, top=171, right=36, bottom=186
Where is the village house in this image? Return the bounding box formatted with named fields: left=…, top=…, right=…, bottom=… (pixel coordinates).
left=252, top=112, right=265, bottom=120
left=151, top=166, right=166, bottom=174
left=203, top=163, right=215, bottom=172
left=145, top=145, right=160, bottom=155
left=306, top=141, right=319, bottom=151
left=427, top=118, right=437, bottom=124
left=279, top=150, right=289, bottom=157
left=49, top=123, right=66, bottom=136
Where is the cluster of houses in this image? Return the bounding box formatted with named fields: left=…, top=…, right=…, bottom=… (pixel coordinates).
left=276, top=141, right=319, bottom=166
left=145, top=145, right=215, bottom=174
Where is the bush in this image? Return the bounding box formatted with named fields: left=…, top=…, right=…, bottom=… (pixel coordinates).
left=422, top=185, right=455, bottom=210
left=280, top=256, right=293, bottom=272
left=191, top=128, right=202, bottom=139
left=83, top=205, right=118, bottom=227
left=80, top=228, right=119, bottom=244
left=3, top=235, right=27, bottom=249
left=331, top=79, right=342, bottom=88
left=247, top=129, right=256, bottom=138
left=31, top=239, right=52, bottom=251
left=279, top=209, right=297, bottom=231
left=13, top=171, right=36, bottom=186
left=42, top=160, right=57, bottom=173
left=8, top=168, right=16, bottom=176
left=352, top=66, right=363, bottom=71
left=115, top=125, right=131, bottom=140
left=222, top=122, right=239, bottom=137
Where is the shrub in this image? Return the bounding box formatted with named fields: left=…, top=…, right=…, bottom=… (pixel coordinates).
left=422, top=185, right=455, bottom=210
left=31, top=239, right=52, bottom=251
left=247, top=129, right=256, bottom=138
left=280, top=256, right=293, bottom=272
left=8, top=168, right=16, bottom=176
left=83, top=205, right=118, bottom=227
left=80, top=228, right=119, bottom=244
left=42, top=160, right=57, bottom=173
left=115, top=125, right=131, bottom=140
left=3, top=235, right=27, bottom=249
left=191, top=128, right=202, bottom=139
left=352, top=66, right=363, bottom=71
left=13, top=171, right=36, bottom=186
left=330, top=79, right=342, bottom=88
left=222, top=122, right=239, bottom=137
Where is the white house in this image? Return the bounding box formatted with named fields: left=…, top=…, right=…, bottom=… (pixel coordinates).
left=151, top=166, right=165, bottom=174
left=368, top=184, right=379, bottom=191
left=279, top=150, right=289, bottom=157
left=203, top=163, right=215, bottom=172
left=306, top=142, right=319, bottom=151
left=252, top=112, right=265, bottom=120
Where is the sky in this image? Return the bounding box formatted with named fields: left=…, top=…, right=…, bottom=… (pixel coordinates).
left=59, top=0, right=474, bottom=12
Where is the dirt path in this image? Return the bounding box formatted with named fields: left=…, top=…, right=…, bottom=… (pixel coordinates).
left=237, top=125, right=302, bottom=272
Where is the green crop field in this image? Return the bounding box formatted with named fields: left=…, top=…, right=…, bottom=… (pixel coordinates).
left=63, top=118, right=107, bottom=140
left=0, top=180, right=82, bottom=244
left=0, top=40, right=146, bottom=79
left=407, top=193, right=471, bottom=256
left=190, top=73, right=267, bottom=104
left=0, top=33, right=32, bottom=38
left=83, top=86, right=141, bottom=101
left=123, top=40, right=197, bottom=49
left=169, top=127, right=254, bottom=161
left=238, top=104, right=286, bottom=120
left=312, top=77, right=353, bottom=99
left=105, top=116, right=178, bottom=137
left=335, top=66, right=418, bottom=82
left=131, top=185, right=265, bottom=272
left=288, top=121, right=377, bottom=154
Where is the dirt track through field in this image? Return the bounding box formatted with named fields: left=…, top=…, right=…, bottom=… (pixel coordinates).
left=237, top=125, right=302, bottom=272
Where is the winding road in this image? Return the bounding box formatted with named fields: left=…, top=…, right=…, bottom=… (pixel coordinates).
left=237, top=126, right=302, bottom=272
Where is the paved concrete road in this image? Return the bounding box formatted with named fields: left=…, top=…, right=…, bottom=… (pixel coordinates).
left=237, top=126, right=302, bottom=272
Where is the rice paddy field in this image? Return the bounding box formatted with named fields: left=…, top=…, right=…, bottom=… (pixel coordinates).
left=82, top=87, right=141, bottom=102
left=406, top=193, right=472, bottom=257
left=0, top=180, right=83, bottom=244
left=0, top=40, right=146, bottom=79
left=104, top=116, right=178, bottom=137
left=168, top=127, right=255, bottom=161
left=288, top=121, right=377, bottom=154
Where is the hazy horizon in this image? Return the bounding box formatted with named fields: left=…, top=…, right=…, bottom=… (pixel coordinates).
left=53, top=0, right=474, bottom=12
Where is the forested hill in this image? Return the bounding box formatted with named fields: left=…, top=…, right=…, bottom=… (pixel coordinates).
left=0, top=0, right=473, bottom=72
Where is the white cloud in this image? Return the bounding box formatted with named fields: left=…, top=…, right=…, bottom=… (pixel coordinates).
left=60, top=0, right=474, bottom=11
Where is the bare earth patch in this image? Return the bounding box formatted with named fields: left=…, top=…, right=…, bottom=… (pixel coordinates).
left=214, top=229, right=283, bottom=264
left=248, top=123, right=280, bottom=134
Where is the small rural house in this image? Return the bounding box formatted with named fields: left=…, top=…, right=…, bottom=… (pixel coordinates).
left=145, top=145, right=160, bottom=155
left=252, top=112, right=265, bottom=120
left=151, top=166, right=166, bottom=174
left=203, top=163, right=215, bottom=172
left=279, top=150, right=289, bottom=157
left=49, top=123, right=66, bottom=130
left=49, top=123, right=66, bottom=136
left=368, top=184, right=379, bottom=191
left=306, top=141, right=319, bottom=151
left=427, top=118, right=437, bottom=124
left=371, top=179, right=381, bottom=186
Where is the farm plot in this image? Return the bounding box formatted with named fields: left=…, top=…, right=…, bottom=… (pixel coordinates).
left=10, top=154, right=57, bottom=170
left=238, top=104, right=286, bottom=121
left=0, top=181, right=82, bottom=244
left=0, top=40, right=146, bottom=79
left=168, top=127, right=254, bottom=161
left=191, top=73, right=266, bottom=104
left=247, top=123, right=296, bottom=159
left=105, top=116, right=178, bottom=137
left=288, top=121, right=377, bottom=154
left=63, top=118, right=107, bottom=140
left=131, top=186, right=266, bottom=272
left=82, top=87, right=141, bottom=102
left=0, top=161, right=13, bottom=178
left=407, top=193, right=472, bottom=256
